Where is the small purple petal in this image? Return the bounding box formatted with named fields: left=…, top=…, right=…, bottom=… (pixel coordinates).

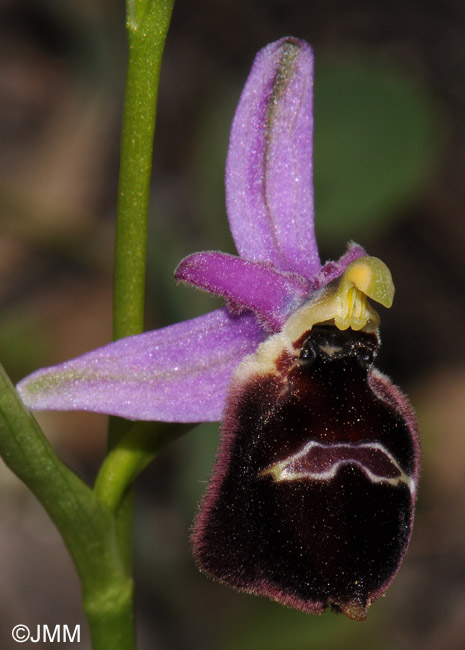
left=175, top=252, right=311, bottom=331
left=17, top=309, right=265, bottom=422
left=226, top=37, right=320, bottom=277
left=313, top=242, right=367, bottom=290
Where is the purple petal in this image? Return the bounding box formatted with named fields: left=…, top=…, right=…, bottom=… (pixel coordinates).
left=17, top=309, right=265, bottom=422
left=314, top=242, right=367, bottom=290
left=175, top=252, right=311, bottom=331
left=226, top=37, right=320, bottom=278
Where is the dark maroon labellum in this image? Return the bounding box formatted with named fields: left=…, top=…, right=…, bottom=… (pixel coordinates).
left=193, top=325, right=419, bottom=620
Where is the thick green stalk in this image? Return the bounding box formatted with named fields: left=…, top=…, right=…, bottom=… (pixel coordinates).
left=95, top=422, right=190, bottom=513
left=0, top=365, right=134, bottom=650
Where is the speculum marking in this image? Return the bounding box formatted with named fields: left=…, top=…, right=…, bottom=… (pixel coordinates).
left=260, top=440, right=415, bottom=494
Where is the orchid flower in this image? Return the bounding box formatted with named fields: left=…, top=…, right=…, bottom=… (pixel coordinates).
left=17, top=38, right=420, bottom=621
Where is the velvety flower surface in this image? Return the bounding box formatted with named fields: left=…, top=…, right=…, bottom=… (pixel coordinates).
left=17, top=37, right=420, bottom=620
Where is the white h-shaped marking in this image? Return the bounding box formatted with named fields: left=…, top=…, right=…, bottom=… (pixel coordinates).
left=261, top=440, right=415, bottom=495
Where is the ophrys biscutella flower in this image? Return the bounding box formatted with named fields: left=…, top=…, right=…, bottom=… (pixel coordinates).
left=18, top=38, right=420, bottom=620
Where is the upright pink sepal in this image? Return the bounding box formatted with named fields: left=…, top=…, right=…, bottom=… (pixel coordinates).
left=226, top=38, right=320, bottom=277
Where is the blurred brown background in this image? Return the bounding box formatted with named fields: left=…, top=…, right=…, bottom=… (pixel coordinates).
left=0, top=0, right=464, bottom=648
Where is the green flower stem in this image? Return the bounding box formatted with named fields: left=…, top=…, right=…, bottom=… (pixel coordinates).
left=95, top=422, right=191, bottom=513
left=113, top=0, right=175, bottom=344
left=108, top=4, right=176, bottom=568
left=0, top=364, right=134, bottom=650
left=95, top=421, right=190, bottom=576
left=102, top=0, right=176, bottom=628
left=0, top=3, right=176, bottom=649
